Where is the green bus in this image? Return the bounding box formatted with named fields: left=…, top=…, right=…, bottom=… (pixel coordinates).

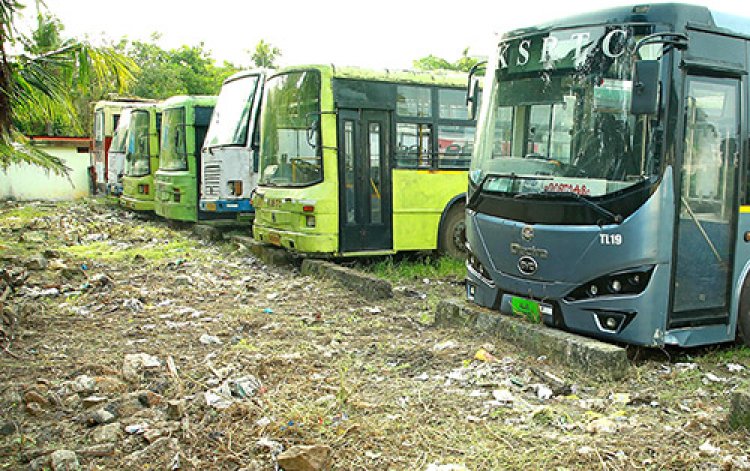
left=121, top=103, right=161, bottom=212
left=252, top=65, right=475, bottom=257
left=154, top=95, right=216, bottom=222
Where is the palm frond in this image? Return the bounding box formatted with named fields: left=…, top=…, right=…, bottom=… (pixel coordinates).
left=0, top=129, right=70, bottom=175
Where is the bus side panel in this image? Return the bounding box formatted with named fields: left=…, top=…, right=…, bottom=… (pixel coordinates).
left=391, top=169, right=466, bottom=251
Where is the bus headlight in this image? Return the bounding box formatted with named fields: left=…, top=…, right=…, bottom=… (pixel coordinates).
left=566, top=265, right=654, bottom=301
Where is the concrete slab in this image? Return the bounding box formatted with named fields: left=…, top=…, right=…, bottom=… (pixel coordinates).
left=301, top=259, right=393, bottom=300
left=435, top=299, right=629, bottom=380
left=730, top=390, right=750, bottom=430
left=229, top=235, right=294, bottom=267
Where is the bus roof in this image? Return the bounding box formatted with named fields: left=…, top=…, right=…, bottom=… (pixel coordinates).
left=272, top=64, right=467, bottom=88
left=503, top=3, right=750, bottom=40
left=160, top=95, right=217, bottom=110
left=223, top=69, right=268, bottom=85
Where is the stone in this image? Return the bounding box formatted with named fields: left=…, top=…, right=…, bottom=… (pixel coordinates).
left=71, top=375, right=97, bottom=394
left=24, top=390, right=49, bottom=407
left=276, top=445, right=332, bottom=471
left=82, top=395, right=109, bottom=408
left=0, top=421, right=18, bottom=436
left=730, top=390, right=750, bottom=430
left=137, top=390, right=164, bottom=408
left=28, top=455, right=52, bottom=471
left=95, top=376, right=128, bottom=394
left=166, top=400, right=185, bottom=420
left=123, top=353, right=162, bottom=382
left=50, top=450, right=80, bottom=471
left=25, top=402, right=44, bottom=416
left=24, top=256, right=48, bottom=271
left=87, top=408, right=116, bottom=426
left=301, top=260, right=392, bottom=300
left=91, top=422, right=121, bottom=443
left=124, top=437, right=180, bottom=469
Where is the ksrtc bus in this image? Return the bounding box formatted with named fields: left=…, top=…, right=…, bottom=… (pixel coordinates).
left=154, top=95, right=216, bottom=222
left=252, top=65, right=475, bottom=258
left=465, top=4, right=750, bottom=347
left=199, top=70, right=266, bottom=223
left=121, top=103, right=161, bottom=212
left=91, top=99, right=152, bottom=195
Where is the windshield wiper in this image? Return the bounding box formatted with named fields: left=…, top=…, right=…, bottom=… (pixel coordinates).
left=515, top=191, right=623, bottom=225
left=467, top=173, right=551, bottom=210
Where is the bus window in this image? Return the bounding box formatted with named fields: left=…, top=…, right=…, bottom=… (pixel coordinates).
left=439, top=88, right=470, bottom=120
left=438, top=125, right=474, bottom=169
left=397, top=86, right=432, bottom=117
left=395, top=123, right=432, bottom=168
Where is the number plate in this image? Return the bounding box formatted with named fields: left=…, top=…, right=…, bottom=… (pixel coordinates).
left=510, top=296, right=551, bottom=323
left=205, top=202, right=217, bottom=211
left=269, top=232, right=281, bottom=246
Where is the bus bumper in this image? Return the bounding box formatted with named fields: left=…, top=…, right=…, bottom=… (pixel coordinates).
left=120, top=195, right=154, bottom=212
left=254, top=224, right=336, bottom=254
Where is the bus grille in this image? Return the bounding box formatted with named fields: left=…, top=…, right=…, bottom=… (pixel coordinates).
left=203, top=164, right=221, bottom=197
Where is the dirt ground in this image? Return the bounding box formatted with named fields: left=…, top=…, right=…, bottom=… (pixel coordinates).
left=1, top=200, right=750, bottom=470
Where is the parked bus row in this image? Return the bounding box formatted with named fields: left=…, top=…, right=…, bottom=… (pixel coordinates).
left=92, top=66, right=475, bottom=257
left=91, top=3, right=750, bottom=350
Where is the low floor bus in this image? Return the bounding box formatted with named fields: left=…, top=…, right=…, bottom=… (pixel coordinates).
left=121, top=103, right=161, bottom=211
left=199, top=70, right=266, bottom=223
left=465, top=3, right=750, bottom=347
left=154, top=95, right=216, bottom=222
left=252, top=65, right=475, bottom=257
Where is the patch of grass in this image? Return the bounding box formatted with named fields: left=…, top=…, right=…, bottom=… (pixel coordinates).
left=0, top=206, right=55, bottom=224
left=59, top=240, right=198, bottom=263
left=364, top=255, right=465, bottom=282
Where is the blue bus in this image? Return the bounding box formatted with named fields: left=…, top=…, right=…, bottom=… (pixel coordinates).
left=465, top=4, right=750, bottom=347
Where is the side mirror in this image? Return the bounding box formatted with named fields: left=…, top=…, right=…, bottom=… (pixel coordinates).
left=630, top=60, right=659, bottom=115
left=466, top=61, right=487, bottom=121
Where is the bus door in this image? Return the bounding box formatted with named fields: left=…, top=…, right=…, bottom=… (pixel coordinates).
left=338, top=109, right=393, bottom=252
left=671, top=72, right=741, bottom=328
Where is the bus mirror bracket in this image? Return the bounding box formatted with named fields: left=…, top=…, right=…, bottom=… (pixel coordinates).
left=629, top=32, right=688, bottom=115
left=467, top=61, right=487, bottom=120
left=630, top=60, right=659, bottom=115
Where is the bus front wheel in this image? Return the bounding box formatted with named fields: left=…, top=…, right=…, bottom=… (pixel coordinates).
left=439, top=203, right=467, bottom=259
left=738, top=276, right=750, bottom=347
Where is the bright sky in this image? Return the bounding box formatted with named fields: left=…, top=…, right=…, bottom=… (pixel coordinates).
left=24, top=0, right=750, bottom=70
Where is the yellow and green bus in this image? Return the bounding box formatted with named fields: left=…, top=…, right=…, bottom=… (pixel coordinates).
left=121, top=103, right=161, bottom=212
left=154, top=95, right=216, bottom=222
left=252, top=65, right=475, bottom=257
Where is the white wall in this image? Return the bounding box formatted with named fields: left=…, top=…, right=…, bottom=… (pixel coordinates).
left=0, top=145, right=90, bottom=200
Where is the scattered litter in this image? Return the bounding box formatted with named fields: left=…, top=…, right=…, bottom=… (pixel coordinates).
left=474, top=347, right=497, bottom=363
left=704, top=373, right=726, bottom=383
left=433, top=340, right=458, bottom=352
left=699, top=441, right=720, bottom=456
left=263, top=308, right=274, bottom=314
left=534, top=384, right=554, bottom=401
left=727, top=363, right=745, bottom=373
left=123, top=298, right=144, bottom=312
left=199, top=334, right=222, bottom=345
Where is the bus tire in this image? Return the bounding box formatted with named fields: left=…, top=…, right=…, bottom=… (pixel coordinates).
left=439, top=203, right=467, bottom=259
left=738, top=276, right=750, bottom=347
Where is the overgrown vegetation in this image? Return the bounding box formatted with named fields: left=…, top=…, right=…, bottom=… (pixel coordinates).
left=360, top=255, right=465, bottom=282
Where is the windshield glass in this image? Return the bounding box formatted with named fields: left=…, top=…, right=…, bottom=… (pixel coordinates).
left=471, top=25, right=658, bottom=197
left=204, top=75, right=260, bottom=148
left=110, top=109, right=132, bottom=153
left=125, top=110, right=152, bottom=177
left=259, top=70, right=321, bottom=187
left=159, top=107, right=187, bottom=171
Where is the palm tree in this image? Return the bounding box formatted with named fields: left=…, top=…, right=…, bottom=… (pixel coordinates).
left=0, top=0, right=136, bottom=175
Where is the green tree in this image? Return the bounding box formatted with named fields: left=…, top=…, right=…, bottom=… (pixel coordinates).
left=250, top=39, right=280, bottom=68
left=120, top=36, right=238, bottom=99
left=413, top=47, right=480, bottom=72
left=0, top=0, right=136, bottom=174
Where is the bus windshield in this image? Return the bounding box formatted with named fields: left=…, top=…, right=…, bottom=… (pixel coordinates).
left=160, top=107, right=187, bottom=171
left=204, top=75, right=260, bottom=148
left=125, top=110, right=152, bottom=177
left=471, top=25, right=659, bottom=197
left=110, top=109, right=132, bottom=153
left=259, top=70, right=322, bottom=187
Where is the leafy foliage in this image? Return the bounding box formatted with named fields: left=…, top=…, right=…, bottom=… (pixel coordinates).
left=118, top=35, right=239, bottom=99
left=250, top=39, right=280, bottom=68
left=1, top=1, right=136, bottom=174
left=413, top=47, right=480, bottom=72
